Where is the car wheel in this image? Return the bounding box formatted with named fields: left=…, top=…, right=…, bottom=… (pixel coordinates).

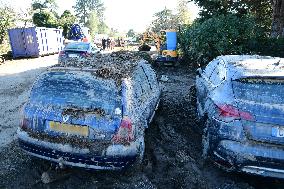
left=124, top=137, right=145, bottom=175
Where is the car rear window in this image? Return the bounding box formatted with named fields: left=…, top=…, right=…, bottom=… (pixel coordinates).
left=65, top=43, right=89, bottom=50
left=30, top=71, right=120, bottom=115
left=232, top=78, right=284, bottom=104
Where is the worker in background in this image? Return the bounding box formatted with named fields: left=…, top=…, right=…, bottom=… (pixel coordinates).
left=102, top=38, right=106, bottom=50
left=82, top=35, right=88, bottom=42
left=117, top=37, right=121, bottom=47
left=107, top=38, right=111, bottom=50
left=111, top=39, right=115, bottom=50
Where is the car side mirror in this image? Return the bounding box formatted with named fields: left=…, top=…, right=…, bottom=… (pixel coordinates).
left=196, top=68, right=202, bottom=77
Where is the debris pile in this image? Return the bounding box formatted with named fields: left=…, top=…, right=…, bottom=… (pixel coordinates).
left=53, top=50, right=153, bottom=82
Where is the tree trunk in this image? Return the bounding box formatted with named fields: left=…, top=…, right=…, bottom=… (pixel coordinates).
left=271, top=0, right=284, bottom=38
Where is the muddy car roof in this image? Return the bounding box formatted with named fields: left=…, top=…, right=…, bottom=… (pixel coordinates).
left=217, top=55, right=284, bottom=79
left=50, top=51, right=151, bottom=84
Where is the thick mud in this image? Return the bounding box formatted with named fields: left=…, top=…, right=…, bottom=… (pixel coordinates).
left=1, top=63, right=284, bottom=188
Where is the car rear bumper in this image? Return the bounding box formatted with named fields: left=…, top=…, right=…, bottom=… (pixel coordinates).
left=213, top=139, right=284, bottom=179
left=17, top=129, right=138, bottom=170
left=155, top=55, right=178, bottom=63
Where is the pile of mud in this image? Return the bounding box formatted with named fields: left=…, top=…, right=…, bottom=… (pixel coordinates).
left=53, top=51, right=153, bottom=83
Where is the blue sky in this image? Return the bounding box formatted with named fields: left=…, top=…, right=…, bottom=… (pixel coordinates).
left=3, top=0, right=199, bottom=32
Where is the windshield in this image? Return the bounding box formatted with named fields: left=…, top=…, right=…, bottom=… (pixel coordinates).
left=65, top=43, right=90, bottom=51
left=30, top=71, right=121, bottom=115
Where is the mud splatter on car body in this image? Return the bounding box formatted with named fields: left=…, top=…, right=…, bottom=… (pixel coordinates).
left=17, top=51, right=161, bottom=170
left=196, top=55, right=284, bottom=178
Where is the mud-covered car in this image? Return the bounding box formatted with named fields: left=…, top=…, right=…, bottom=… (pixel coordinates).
left=58, top=42, right=100, bottom=63
left=196, top=55, right=284, bottom=179
left=17, top=59, right=160, bottom=170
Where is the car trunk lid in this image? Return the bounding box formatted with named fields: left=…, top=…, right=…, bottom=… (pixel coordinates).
left=25, top=71, right=122, bottom=141
left=233, top=77, right=284, bottom=145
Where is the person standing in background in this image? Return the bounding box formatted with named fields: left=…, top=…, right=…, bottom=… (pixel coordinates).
left=107, top=38, right=111, bottom=50
left=102, top=38, right=106, bottom=50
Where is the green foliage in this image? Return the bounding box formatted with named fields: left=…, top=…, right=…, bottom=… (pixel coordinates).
left=177, top=0, right=192, bottom=25
left=149, top=2, right=194, bottom=32
left=73, top=0, right=107, bottom=34
left=86, top=11, right=99, bottom=37
left=150, top=8, right=178, bottom=33
left=32, top=10, right=58, bottom=28
left=32, top=0, right=58, bottom=12
left=73, top=0, right=105, bottom=25
left=178, top=14, right=265, bottom=67
left=98, top=22, right=109, bottom=34
left=32, top=2, right=46, bottom=11
left=127, top=29, right=135, bottom=37
left=0, top=6, right=16, bottom=44
left=58, top=10, right=77, bottom=38
left=248, top=37, right=284, bottom=58
left=31, top=0, right=61, bottom=28
left=189, top=0, right=272, bottom=31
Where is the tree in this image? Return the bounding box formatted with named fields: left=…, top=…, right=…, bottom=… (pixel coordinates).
left=58, top=10, right=77, bottom=38
left=109, top=28, right=119, bottom=37
left=86, top=11, right=99, bottom=37
left=179, top=14, right=264, bottom=67
left=32, top=10, right=58, bottom=28
left=150, top=8, right=178, bottom=33
left=0, top=6, right=16, bottom=44
left=98, top=22, right=109, bottom=34
left=32, top=0, right=58, bottom=12
left=177, top=0, right=192, bottom=25
left=271, top=0, right=284, bottom=38
left=189, top=0, right=272, bottom=30
left=73, top=0, right=105, bottom=25
left=127, top=29, right=135, bottom=37
left=31, top=0, right=59, bottom=28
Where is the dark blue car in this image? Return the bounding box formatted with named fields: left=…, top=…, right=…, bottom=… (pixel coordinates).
left=196, top=55, right=284, bottom=179
left=18, top=61, right=160, bottom=170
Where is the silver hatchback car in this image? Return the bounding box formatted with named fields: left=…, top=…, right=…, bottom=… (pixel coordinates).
left=196, top=55, right=284, bottom=179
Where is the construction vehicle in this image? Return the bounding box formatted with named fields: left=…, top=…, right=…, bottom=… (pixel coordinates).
left=139, top=30, right=178, bottom=65
left=155, top=30, right=178, bottom=65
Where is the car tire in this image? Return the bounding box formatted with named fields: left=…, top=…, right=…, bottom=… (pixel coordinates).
left=123, top=137, right=145, bottom=176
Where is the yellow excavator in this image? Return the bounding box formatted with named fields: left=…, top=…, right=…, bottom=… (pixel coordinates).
left=139, top=30, right=178, bottom=65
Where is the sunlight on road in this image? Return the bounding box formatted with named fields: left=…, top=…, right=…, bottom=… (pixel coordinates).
left=0, top=55, right=58, bottom=76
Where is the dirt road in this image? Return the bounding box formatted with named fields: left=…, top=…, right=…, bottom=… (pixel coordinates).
left=0, top=55, right=58, bottom=148
left=0, top=56, right=284, bottom=188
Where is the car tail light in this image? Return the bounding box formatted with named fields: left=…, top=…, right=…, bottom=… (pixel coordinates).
left=217, top=104, right=254, bottom=122
left=112, top=117, right=134, bottom=144
left=81, top=52, right=91, bottom=57
left=59, top=51, right=65, bottom=56
left=20, top=118, right=29, bottom=130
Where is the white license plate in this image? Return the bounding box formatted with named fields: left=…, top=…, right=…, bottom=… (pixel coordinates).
left=69, top=54, right=78, bottom=58
left=272, top=127, right=284, bottom=137
left=48, top=121, right=89, bottom=137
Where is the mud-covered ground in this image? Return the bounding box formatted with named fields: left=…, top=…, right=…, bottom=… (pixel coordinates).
left=1, top=57, right=284, bottom=188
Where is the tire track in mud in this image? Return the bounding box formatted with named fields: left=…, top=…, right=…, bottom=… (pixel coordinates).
left=143, top=66, right=207, bottom=189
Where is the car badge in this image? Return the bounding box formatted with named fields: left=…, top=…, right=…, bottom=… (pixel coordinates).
left=62, top=115, right=70, bottom=123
